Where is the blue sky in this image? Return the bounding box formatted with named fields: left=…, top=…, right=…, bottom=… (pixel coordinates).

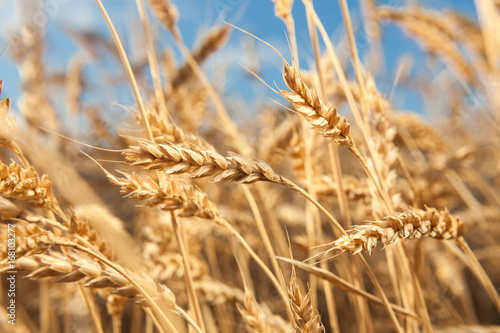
left=0, top=0, right=479, bottom=121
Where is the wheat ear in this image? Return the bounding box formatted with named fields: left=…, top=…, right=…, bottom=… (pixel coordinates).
left=329, top=207, right=465, bottom=255
left=103, top=168, right=290, bottom=311
left=288, top=269, right=325, bottom=333
left=0, top=162, right=60, bottom=211
left=149, top=0, right=180, bottom=41
left=122, top=138, right=287, bottom=184
left=237, top=287, right=273, bottom=333
left=281, top=63, right=353, bottom=147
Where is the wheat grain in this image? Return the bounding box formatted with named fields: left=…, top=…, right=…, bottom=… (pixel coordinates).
left=330, top=207, right=465, bottom=255
left=281, top=62, right=353, bottom=146
left=237, top=288, right=273, bottom=333
left=288, top=272, right=325, bottom=333
left=0, top=162, right=58, bottom=209
left=0, top=223, right=56, bottom=259
left=122, top=138, right=287, bottom=184
left=2, top=1, right=500, bottom=331
left=0, top=251, right=145, bottom=298
left=106, top=170, right=220, bottom=219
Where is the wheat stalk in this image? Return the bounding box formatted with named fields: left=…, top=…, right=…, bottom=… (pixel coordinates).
left=171, top=26, right=230, bottom=90
left=102, top=167, right=291, bottom=311
left=106, top=170, right=220, bottom=220
left=0, top=162, right=59, bottom=209
left=0, top=250, right=178, bottom=308
left=329, top=207, right=465, bottom=255
left=376, top=6, right=478, bottom=84
left=122, top=138, right=287, bottom=184
left=237, top=288, right=273, bottom=333
left=3, top=1, right=500, bottom=331
left=149, top=0, right=179, bottom=40
left=281, top=63, right=353, bottom=147
left=0, top=223, right=56, bottom=259
left=288, top=271, right=325, bottom=333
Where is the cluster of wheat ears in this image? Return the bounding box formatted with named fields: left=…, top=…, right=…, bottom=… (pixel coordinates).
left=1, top=0, right=500, bottom=332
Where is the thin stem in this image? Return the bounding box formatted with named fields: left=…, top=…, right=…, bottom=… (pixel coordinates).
left=40, top=281, right=50, bottom=333
left=112, top=312, right=122, bottom=333
left=175, top=307, right=204, bottom=333
left=331, top=142, right=373, bottom=333
left=173, top=36, right=250, bottom=156
left=89, top=291, right=107, bottom=332
left=77, top=287, right=104, bottom=333
left=399, top=243, right=432, bottom=332
left=286, top=15, right=299, bottom=66
left=455, top=237, right=500, bottom=314
left=301, top=0, right=393, bottom=213
left=276, top=257, right=418, bottom=319
left=135, top=0, right=169, bottom=119
left=241, top=185, right=286, bottom=289
left=356, top=256, right=404, bottom=333
left=444, top=168, right=482, bottom=210
left=278, top=176, right=403, bottom=332
left=337, top=0, right=400, bottom=201
left=170, top=212, right=206, bottom=332
left=94, top=0, right=154, bottom=142
left=144, top=308, right=162, bottom=333
left=7, top=141, right=30, bottom=169
left=337, top=0, right=368, bottom=116
left=255, top=183, right=290, bottom=260
left=43, top=210, right=104, bottom=333
left=347, top=145, right=393, bottom=211
left=280, top=176, right=346, bottom=235
left=306, top=8, right=341, bottom=329
left=300, top=0, right=366, bottom=134
left=215, top=218, right=292, bottom=320
left=301, top=122, right=320, bottom=310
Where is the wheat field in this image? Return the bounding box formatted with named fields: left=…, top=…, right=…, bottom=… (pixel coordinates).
left=1, top=0, right=500, bottom=332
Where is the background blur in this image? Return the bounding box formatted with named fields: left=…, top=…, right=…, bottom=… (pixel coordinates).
left=0, top=0, right=479, bottom=121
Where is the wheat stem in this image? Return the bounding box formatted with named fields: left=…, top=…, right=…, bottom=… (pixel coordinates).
left=215, top=218, right=291, bottom=315
left=169, top=211, right=206, bottom=332
left=135, top=0, right=169, bottom=118
left=455, top=237, right=500, bottom=314
left=94, top=0, right=154, bottom=142
left=241, top=185, right=286, bottom=289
